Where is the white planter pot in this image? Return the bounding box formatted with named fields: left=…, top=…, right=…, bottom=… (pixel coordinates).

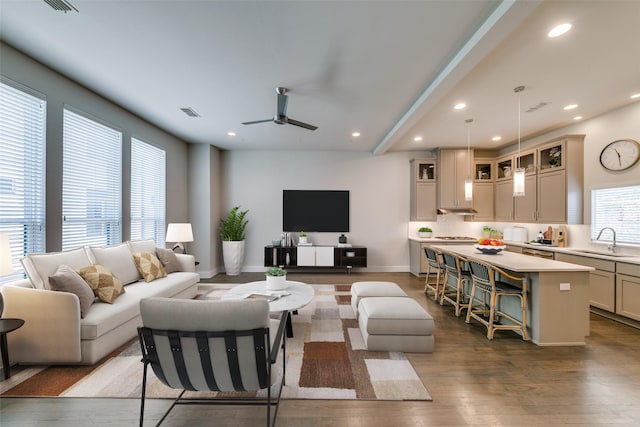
left=222, top=240, right=245, bottom=276
left=299, top=236, right=308, bottom=245
left=266, top=274, right=287, bottom=290
left=418, top=232, right=432, bottom=238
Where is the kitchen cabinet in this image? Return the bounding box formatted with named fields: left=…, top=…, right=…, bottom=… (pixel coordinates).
left=513, top=174, right=537, bottom=222
left=468, top=157, right=494, bottom=221
left=537, top=169, right=566, bottom=223
left=410, top=158, right=437, bottom=221
left=616, top=263, right=640, bottom=321
left=438, top=149, right=473, bottom=209
left=494, top=179, right=514, bottom=221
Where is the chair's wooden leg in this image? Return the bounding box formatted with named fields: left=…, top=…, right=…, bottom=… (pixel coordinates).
left=465, top=283, right=476, bottom=323
left=520, top=294, right=530, bottom=340
left=487, top=293, right=497, bottom=340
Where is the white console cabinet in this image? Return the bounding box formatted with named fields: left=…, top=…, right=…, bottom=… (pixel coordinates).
left=297, top=246, right=334, bottom=267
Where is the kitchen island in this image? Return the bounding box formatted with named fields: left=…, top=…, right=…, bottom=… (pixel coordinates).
left=432, top=244, right=595, bottom=346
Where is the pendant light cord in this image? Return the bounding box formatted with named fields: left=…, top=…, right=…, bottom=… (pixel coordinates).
left=514, top=86, right=525, bottom=169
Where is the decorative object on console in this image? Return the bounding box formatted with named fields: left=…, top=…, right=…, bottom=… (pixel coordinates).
left=339, top=234, right=347, bottom=244
left=266, top=266, right=287, bottom=290
left=0, top=234, right=14, bottom=315
left=165, top=223, right=193, bottom=254
left=418, top=227, right=433, bottom=238
left=220, top=206, right=249, bottom=276
left=298, top=231, right=309, bottom=245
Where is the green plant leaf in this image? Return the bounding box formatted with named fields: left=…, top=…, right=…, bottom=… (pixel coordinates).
left=219, top=206, right=249, bottom=241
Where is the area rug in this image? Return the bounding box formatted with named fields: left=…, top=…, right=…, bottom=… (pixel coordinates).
left=1, top=284, right=431, bottom=401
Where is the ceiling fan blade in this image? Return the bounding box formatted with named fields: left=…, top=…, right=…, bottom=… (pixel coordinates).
left=287, top=118, right=318, bottom=131
left=277, top=92, right=288, bottom=116
left=241, top=118, right=273, bottom=125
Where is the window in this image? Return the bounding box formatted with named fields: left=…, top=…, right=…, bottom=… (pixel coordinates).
left=130, top=138, right=166, bottom=245
left=0, top=80, right=46, bottom=283
left=62, top=109, right=122, bottom=250
left=591, top=185, right=640, bottom=244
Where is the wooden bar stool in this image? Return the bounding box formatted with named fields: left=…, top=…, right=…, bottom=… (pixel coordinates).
left=465, top=259, right=529, bottom=340
left=423, top=247, right=444, bottom=301
left=439, top=251, right=472, bottom=317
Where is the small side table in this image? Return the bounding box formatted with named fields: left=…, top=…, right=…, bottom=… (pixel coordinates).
left=0, top=318, right=25, bottom=380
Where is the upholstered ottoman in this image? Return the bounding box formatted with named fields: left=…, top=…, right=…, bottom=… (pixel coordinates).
left=358, top=297, right=435, bottom=353
left=351, top=281, right=407, bottom=317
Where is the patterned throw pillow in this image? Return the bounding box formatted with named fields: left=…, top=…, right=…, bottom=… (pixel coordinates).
left=49, top=264, right=96, bottom=318
left=155, top=247, right=181, bottom=273
left=78, top=264, right=126, bottom=304
left=133, top=252, right=167, bottom=282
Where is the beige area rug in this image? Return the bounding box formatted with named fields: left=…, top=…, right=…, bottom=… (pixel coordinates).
left=1, top=284, right=431, bottom=401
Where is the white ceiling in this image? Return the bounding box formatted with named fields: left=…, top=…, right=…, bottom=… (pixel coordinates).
left=1, top=0, right=638, bottom=154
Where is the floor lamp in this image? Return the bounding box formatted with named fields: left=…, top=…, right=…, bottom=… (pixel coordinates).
left=165, top=223, right=194, bottom=254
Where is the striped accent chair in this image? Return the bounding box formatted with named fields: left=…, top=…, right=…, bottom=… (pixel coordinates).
left=465, top=260, right=529, bottom=341
left=423, top=247, right=445, bottom=301
left=138, top=297, right=288, bottom=427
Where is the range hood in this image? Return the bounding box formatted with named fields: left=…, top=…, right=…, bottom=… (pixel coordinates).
left=437, top=207, right=478, bottom=216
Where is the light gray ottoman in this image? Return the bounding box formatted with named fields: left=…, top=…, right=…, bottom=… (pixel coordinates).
left=358, top=297, right=435, bottom=353
left=351, top=281, right=407, bottom=317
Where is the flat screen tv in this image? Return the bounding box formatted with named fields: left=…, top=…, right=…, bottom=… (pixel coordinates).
left=283, top=190, right=349, bottom=232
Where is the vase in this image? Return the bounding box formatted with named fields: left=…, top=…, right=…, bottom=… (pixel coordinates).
left=418, top=232, right=432, bottom=238
left=299, top=236, right=308, bottom=245
left=266, top=274, right=287, bottom=290
left=222, top=240, right=245, bottom=276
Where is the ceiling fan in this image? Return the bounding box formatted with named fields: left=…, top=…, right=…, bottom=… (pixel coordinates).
left=242, top=87, right=318, bottom=131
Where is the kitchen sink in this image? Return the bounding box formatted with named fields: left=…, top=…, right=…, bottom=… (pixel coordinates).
left=570, top=249, right=636, bottom=258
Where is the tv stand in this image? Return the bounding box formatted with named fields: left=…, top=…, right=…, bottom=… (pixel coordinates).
left=264, top=245, right=367, bottom=273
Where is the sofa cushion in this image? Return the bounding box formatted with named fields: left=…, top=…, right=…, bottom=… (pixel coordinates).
left=78, top=264, right=126, bottom=304
left=127, top=239, right=157, bottom=255
left=155, top=247, right=181, bottom=273
left=48, top=264, right=96, bottom=318
left=80, top=271, right=200, bottom=340
left=22, top=247, right=92, bottom=290
left=87, top=243, right=141, bottom=285
left=133, top=252, right=167, bottom=282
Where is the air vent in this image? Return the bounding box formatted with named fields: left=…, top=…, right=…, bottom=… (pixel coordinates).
left=526, top=102, right=549, bottom=113
left=180, top=107, right=200, bottom=118
left=43, top=0, right=78, bottom=12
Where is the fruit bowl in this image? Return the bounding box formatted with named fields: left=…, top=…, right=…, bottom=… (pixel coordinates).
left=474, top=244, right=506, bottom=254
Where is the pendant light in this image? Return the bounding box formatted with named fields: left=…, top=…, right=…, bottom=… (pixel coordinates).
left=513, top=85, right=525, bottom=197
left=464, top=118, right=473, bottom=201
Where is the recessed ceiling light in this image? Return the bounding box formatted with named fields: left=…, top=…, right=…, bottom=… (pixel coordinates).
left=227, top=131, right=236, bottom=137
left=631, top=93, right=640, bottom=99
left=492, top=136, right=502, bottom=142
left=573, top=116, right=582, bottom=121
left=453, top=103, right=467, bottom=110
left=548, top=23, right=572, bottom=38
left=414, top=136, right=423, bottom=142
left=563, top=104, right=578, bottom=111
left=351, top=132, right=361, bottom=137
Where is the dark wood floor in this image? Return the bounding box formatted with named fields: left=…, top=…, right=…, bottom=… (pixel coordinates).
left=2, top=271, right=640, bottom=426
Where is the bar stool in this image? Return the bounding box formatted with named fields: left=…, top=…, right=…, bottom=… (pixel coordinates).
left=423, top=247, right=444, bottom=301
left=465, top=259, right=529, bottom=340
left=439, top=251, right=472, bottom=317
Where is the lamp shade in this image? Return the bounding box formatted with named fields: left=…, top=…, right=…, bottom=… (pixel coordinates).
left=513, top=168, right=526, bottom=197
left=165, top=223, right=194, bottom=243
left=0, top=234, right=14, bottom=276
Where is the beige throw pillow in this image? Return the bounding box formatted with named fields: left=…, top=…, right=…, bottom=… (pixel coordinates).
left=133, top=252, right=167, bottom=282
left=155, top=247, right=181, bottom=273
left=48, top=264, right=95, bottom=318
left=78, top=264, right=125, bottom=304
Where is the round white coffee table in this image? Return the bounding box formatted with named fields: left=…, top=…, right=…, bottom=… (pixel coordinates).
left=223, top=280, right=314, bottom=337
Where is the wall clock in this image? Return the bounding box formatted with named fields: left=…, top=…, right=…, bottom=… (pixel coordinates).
left=599, top=139, right=640, bottom=171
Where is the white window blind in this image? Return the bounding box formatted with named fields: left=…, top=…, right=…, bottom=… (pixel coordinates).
left=0, top=80, right=46, bottom=284
left=62, top=109, right=122, bottom=250
left=591, top=185, right=640, bottom=244
left=130, top=138, right=166, bottom=245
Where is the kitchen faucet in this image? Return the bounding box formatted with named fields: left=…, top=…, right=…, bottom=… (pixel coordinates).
left=596, top=227, right=617, bottom=253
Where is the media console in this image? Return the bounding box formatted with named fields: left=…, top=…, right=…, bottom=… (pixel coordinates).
left=264, top=245, right=367, bottom=273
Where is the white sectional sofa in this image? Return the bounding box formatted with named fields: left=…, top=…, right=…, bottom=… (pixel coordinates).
left=0, top=239, right=200, bottom=365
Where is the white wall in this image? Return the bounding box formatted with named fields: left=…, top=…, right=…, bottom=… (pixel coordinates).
left=220, top=150, right=429, bottom=272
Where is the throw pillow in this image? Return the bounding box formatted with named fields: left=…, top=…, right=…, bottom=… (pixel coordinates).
left=87, top=243, right=141, bottom=285
left=155, top=247, right=181, bottom=273
left=77, top=264, right=125, bottom=304
left=133, top=252, right=167, bottom=282
left=48, top=264, right=95, bottom=318
left=21, top=247, right=92, bottom=290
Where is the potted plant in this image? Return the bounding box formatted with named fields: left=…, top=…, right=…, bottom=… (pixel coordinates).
left=482, top=226, right=496, bottom=238
left=298, top=231, right=308, bottom=245
left=219, top=206, right=248, bottom=276
left=418, top=227, right=432, bottom=238
left=266, top=266, right=287, bottom=290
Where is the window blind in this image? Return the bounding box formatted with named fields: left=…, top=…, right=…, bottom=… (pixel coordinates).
left=591, top=186, right=640, bottom=244
left=0, top=80, right=47, bottom=284
left=62, top=109, right=122, bottom=250
left=130, top=138, right=166, bottom=245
